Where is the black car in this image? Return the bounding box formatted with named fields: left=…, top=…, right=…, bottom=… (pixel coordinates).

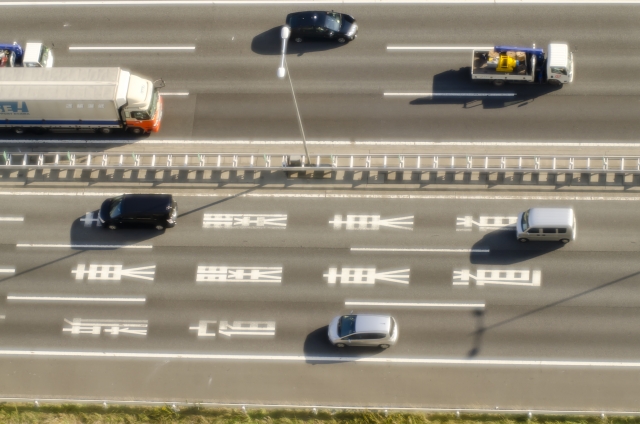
left=286, top=11, right=357, bottom=43
left=98, top=194, right=177, bottom=231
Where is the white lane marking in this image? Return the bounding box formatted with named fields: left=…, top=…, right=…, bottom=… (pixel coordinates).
left=345, top=301, right=485, bottom=308
left=0, top=316, right=5, bottom=320
left=203, top=213, right=287, bottom=228
left=7, top=295, right=145, bottom=303
left=325, top=267, right=410, bottom=285
left=3, top=350, right=640, bottom=368
left=0, top=217, right=23, bottom=221
left=352, top=248, right=490, bottom=253
left=457, top=215, right=518, bottom=231
left=17, top=243, right=152, bottom=249
left=219, top=321, right=276, bottom=337
left=80, top=212, right=102, bottom=227
left=331, top=215, right=413, bottom=231
left=159, top=92, right=189, bottom=96
left=453, top=269, right=541, bottom=287
left=388, top=46, right=493, bottom=50
left=72, top=264, right=156, bottom=282
left=69, top=46, right=195, bottom=51
left=0, top=268, right=15, bottom=274
left=4, top=0, right=635, bottom=5
left=3, top=192, right=640, bottom=201
left=63, top=318, right=148, bottom=336
left=384, top=92, right=517, bottom=97
left=190, top=320, right=217, bottom=337
left=197, top=266, right=282, bottom=284
left=4, top=139, right=640, bottom=147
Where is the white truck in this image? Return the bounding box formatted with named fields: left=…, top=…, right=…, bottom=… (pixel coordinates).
left=0, top=67, right=163, bottom=135
left=472, top=43, right=574, bottom=86
left=0, top=42, right=53, bottom=67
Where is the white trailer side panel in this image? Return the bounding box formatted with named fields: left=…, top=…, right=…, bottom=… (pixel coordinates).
left=0, top=67, right=125, bottom=128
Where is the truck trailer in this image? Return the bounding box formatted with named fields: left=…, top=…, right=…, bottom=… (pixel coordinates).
left=0, top=42, right=53, bottom=68
left=0, top=67, right=162, bottom=134
left=472, top=43, right=574, bottom=86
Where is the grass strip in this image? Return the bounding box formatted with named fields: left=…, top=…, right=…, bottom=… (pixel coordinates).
left=0, top=404, right=638, bottom=424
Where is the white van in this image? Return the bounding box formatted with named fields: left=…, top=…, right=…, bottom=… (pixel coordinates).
left=516, top=208, right=576, bottom=243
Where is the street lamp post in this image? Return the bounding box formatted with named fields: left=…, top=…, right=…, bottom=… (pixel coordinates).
left=277, top=25, right=311, bottom=165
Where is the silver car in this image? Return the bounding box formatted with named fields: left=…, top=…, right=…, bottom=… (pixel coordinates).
left=328, top=314, right=398, bottom=349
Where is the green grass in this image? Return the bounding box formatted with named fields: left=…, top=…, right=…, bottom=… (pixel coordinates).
left=0, top=404, right=637, bottom=424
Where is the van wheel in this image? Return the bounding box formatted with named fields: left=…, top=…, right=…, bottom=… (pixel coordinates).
left=14, top=128, right=25, bottom=134
left=99, top=128, right=112, bottom=134
left=493, top=80, right=505, bottom=87
left=155, top=224, right=165, bottom=231
left=379, top=344, right=391, bottom=349
left=560, top=238, right=570, bottom=243
left=294, top=37, right=303, bottom=43
left=518, top=238, right=529, bottom=243
left=108, top=224, right=118, bottom=230
left=337, top=37, right=347, bottom=43
left=335, top=343, right=346, bottom=348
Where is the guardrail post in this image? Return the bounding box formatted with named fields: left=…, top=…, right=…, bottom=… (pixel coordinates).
left=54, top=154, right=59, bottom=165
left=350, top=155, right=353, bottom=168
left=86, top=154, right=91, bottom=167
left=199, top=154, right=205, bottom=167
left=133, top=154, right=140, bottom=167
left=484, top=157, right=488, bottom=170
left=602, top=157, right=608, bottom=170
left=620, top=157, right=624, bottom=171
left=535, top=157, right=540, bottom=170
left=102, top=154, right=108, bottom=167
left=151, top=155, right=156, bottom=168
left=553, top=157, right=556, bottom=170
left=119, top=155, right=123, bottom=166
left=264, top=154, right=270, bottom=167
left=501, top=157, right=505, bottom=169
left=68, top=153, right=75, bottom=166
left=466, top=156, right=472, bottom=169
left=167, top=155, right=172, bottom=167
left=569, top=158, right=575, bottom=170
left=184, top=155, right=189, bottom=166
left=217, top=155, right=221, bottom=167
left=250, top=155, right=254, bottom=166
left=332, top=155, right=337, bottom=168
left=366, top=156, right=371, bottom=168
left=316, top=155, right=320, bottom=167
left=587, top=157, right=591, bottom=170
left=38, top=154, right=44, bottom=166
left=416, top=156, right=421, bottom=169
left=450, top=156, right=454, bottom=169
left=23, top=154, right=27, bottom=166
left=433, top=156, right=438, bottom=169
left=518, top=157, right=522, bottom=169
left=383, top=155, right=387, bottom=168
left=399, top=155, right=405, bottom=168
left=233, top=155, right=238, bottom=168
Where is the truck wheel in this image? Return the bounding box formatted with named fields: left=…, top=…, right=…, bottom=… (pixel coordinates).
left=99, top=128, right=112, bottom=135
left=128, top=127, right=143, bottom=135
left=493, top=80, right=505, bottom=87
left=548, top=79, right=562, bottom=86
left=14, top=128, right=25, bottom=134
left=294, top=37, right=303, bottom=43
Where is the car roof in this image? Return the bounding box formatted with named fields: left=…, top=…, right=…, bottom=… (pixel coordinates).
left=121, top=194, right=173, bottom=216
left=287, top=11, right=336, bottom=27
left=354, top=314, right=391, bottom=334
left=528, top=207, right=573, bottom=227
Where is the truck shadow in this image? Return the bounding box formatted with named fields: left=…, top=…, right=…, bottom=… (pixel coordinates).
left=251, top=26, right=342, bottom=56
left=70, top=210, right=163, bottom=250
left=409, top=67, right=563, bottom=109
left=0, top=128, right=147, bottom=142
left=470, top=229, right=565, bottom=265
left=303, top=325, right=386, bottom=364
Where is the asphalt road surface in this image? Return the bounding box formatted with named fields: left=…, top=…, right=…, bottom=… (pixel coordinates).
left=1, top=4, right=640, bottom=142
left=1, top=191, right=640, bottom=409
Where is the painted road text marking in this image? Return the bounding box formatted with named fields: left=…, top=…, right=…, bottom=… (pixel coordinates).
left=63, top=318, right=148, bottom=336
left=72, top=264, right=156, bottom=282
left=196, top=266, right=282, bottom=284
left=330, top=214, right=413, bottom=230
left=325, top=267, right=410, bottom=285
left=454, top=268, right=541, bottom=287
left=457, top=215, right=518, bottom=231
left=203, top=213, right=287, bottom=229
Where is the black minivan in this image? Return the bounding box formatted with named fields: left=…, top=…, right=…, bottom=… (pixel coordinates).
left=286, top=11, right=358, bottom=44
left=98, top=194, right=177, bottom=230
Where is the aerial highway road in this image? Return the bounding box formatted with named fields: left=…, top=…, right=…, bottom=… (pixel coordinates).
left=1, top=190, right=640, bottom=409
left=1, top=3, right=639, bottom=142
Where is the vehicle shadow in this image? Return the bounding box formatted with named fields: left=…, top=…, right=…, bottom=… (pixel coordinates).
left=303, top=325, right=385, bottom=364
left=69, top=210, right=163, bottom=250
left=409, top=67, right=563, bottom=109
left=470, top=229, right=564, bottom=265
left=251, top=26, right=342, bottom=56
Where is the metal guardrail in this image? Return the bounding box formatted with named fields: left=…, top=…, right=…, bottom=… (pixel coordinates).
left=2, top=151, right=640, bottom=173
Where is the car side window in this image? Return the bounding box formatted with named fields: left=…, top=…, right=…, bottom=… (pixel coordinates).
left=558, top=228, right=567, bottom=233
left=542, top=228, right=556, bottom=234
left=528, top=228, right=541, bottom=234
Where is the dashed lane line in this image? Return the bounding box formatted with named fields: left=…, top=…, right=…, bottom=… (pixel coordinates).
left=17, top=243, right=152, bottom=249
left=0, top=217, right=24, bottom=222
left=7, top=295, right=146, bottom=303
left=351, top=248, right=489, bottom=253
left=384, top=92, right=517, bottom=97
left=345, top=301, right=485, bottom=308
left=2, top=0, right=637, bottom=5
left=69, top=46, right=195, bottom=51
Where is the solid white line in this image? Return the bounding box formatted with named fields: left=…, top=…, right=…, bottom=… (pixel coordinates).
left=1, top=349, right=640, bottom=368
left=384, top=92, right=517, bottom=97
left=0, top=268, right=16, bottom=274
left=345, top=301, right=485, bottom=308
left=4, top=140, right=640, bottom=147
left=351, top=248, right=489, bottom=253
left=17, top=243, right=152, bottom=249
left=69, top=46, right=195, bottom=51
left=388, top=46, right=492, bottom=50
left=0, top=217, right=24, bottom=221
left=7, top=295, right=145, bottom=303
left=3, top=1, right=639, bottom=5
left=159, top=92, right=189, bottom=96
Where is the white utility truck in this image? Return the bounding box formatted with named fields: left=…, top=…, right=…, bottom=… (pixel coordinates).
left=0, top=42, right=53, bottom=67
left=0, top=67, right=163, bottom=134
left=472, top=43, right=574, bottom=86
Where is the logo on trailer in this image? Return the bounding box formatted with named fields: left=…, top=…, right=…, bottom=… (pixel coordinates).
left=0, top=101, right=29, bottom=115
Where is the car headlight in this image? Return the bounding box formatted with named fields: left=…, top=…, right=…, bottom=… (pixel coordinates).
left=347, top=25, right=357, bottom=36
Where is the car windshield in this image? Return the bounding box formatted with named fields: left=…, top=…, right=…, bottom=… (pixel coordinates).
left=338, top=315, right=356, bottom=338
left=322, top=12, right=341, bottom=31
left=522, top=209, right=529, bottom=231
left=109, top=196, right=123, bottom=218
